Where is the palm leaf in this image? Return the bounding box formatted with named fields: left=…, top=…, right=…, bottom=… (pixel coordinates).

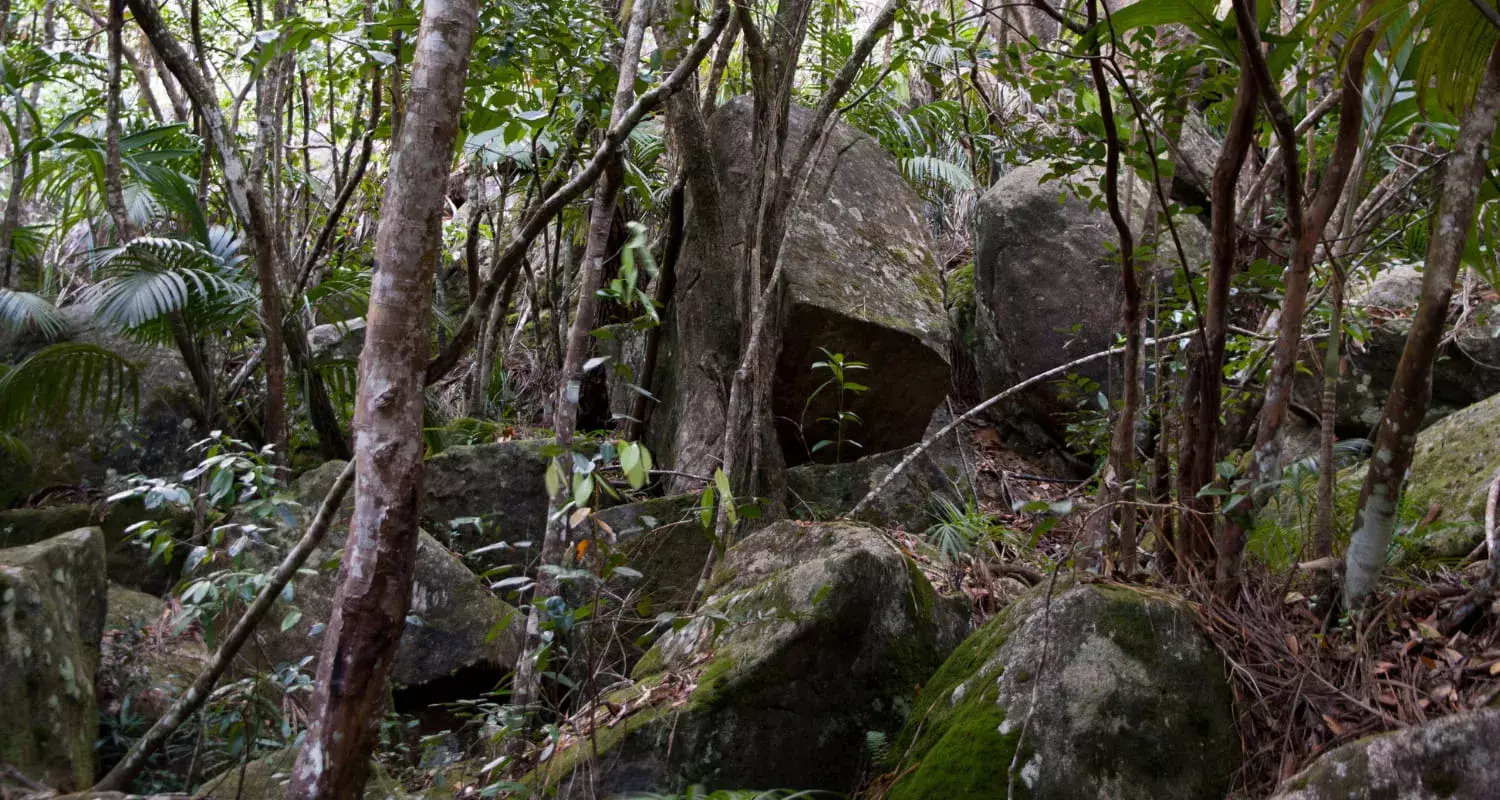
left=0, top=342, right=139, bottom=429
left=900, top=155, right=974, bottom=193
left=84, top=237, right=254, bottom=328
left=0, top=288, right=67, bottom=339
left=1318, top=0, right=1499, bottom=113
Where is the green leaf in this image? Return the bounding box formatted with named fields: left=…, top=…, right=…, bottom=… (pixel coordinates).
left=280, top=608, right=303, bottom=631
left=714, top=468, right=737, bottom=525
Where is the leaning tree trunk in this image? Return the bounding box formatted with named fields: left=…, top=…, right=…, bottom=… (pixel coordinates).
left=1344, top=41, right=1500, bottom=609
left=283, top=0, right=478, bottom=793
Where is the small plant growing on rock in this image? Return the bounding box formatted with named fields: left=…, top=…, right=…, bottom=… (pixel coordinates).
left=801, top=347, right=869, bottom=462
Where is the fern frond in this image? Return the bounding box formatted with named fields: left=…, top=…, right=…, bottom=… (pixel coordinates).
left=0, top=342, right=139, bottom=429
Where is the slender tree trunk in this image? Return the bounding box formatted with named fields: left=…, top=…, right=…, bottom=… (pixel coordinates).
left=104, top=0, right=134, bottom=240
left=1085, top=0, right=1140, bottom=575
left=1345, top=41, right=1500, bottom=609
left=512, top=0, right=649, bottom=713
left=1313, top=259, right=1343, bottom=561
left=1175, top=31, right=1258, bottom=582
left=1216, top=1, right=1373, bottom=597
left=284, top=0, right=477, bottom=793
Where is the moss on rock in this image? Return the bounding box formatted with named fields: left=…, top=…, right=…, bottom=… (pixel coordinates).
left=887, top=582, right=1237, bottom=800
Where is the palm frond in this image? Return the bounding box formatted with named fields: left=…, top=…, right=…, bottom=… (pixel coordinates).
left=0, top=342, right=139, bottom=429
left=900, top=155, right=975, bottom=193
left=0, top=288, right=67, bottom=339
left=1318, top=0, right=1499, bottom=113
left=84, top=236, right=254, bottom=328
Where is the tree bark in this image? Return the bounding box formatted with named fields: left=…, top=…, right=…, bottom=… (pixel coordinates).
left=1345, top=41, right=1500, bottom=609
left=283, top=0, right=477, bottom=792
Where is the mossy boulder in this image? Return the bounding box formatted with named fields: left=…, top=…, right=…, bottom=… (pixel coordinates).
left=1271, top=707, right=1500, bottom=799
left=0, top=528, right=108, bottom=791
left=307, top=317, right=366, bottom=365
left=655, top=95, right=952, bottom=487
left=193, top=747, right=404, bottom=800
left=887, top=582, right=1238, bottom=799
left=0, top=499, right=191, bottom=594
left=1260, top=389, right=1500, bottom=569
left=1294, top=266, right=1500, bottom=438
left=969, top=162, right=1207, bottom=430
left=97, top=585, right=208, bottom=727
left=258, top=466, right=523, bottom=687
left=531, top=520, right=966, bottom=796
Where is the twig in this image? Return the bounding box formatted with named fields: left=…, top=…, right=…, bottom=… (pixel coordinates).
left=848, top=330, right=1195, bottom=518
left=91, top=461, right=356, bottom=791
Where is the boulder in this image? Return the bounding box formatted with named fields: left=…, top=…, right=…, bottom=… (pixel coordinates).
left=886, top=582, right=1238, bottom=800
left=194, top=748, right=404, bottom=800
left=307, top=317, right=366, bottom=365
left=787, top=407, right=976, bottom=531
left=967, top=161, right=1207, bottom=429
left=1294, top=266, right=1500, bottom=438
left=0, top=499, right=192, bottom=594
left=97, top=586, right=208, bottom=727
left=655, top=96, right=952, bottom=484
left=1270, top=708, right=1500, bottom=800
left=259, top=463, right=524, bottom=687
left=530, top=520, right=966, bottom=796
left=0, top=528, right=108, bottom=791
left=0, top=307, right=203, bottom=507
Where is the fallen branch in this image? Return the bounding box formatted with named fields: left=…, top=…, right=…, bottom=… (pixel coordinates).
left=92, top=460, right=356, bottom=791
left=847, top=330, right=1195, bottom=519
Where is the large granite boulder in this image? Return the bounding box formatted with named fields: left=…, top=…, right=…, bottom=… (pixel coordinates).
left=1271, top=708, right=1500, bottom=799
left=966, top=162, right=1208, bottom=430
left=530, top=520, right=966, bottom=796
left=886, top=582, right=1238, bottom=799
left=0, top=528, right=108, bottom=791
left=252, top=463, right=523, bottom=688
left=1295, top=265, right=1500, bottom=438
left=0, top=308, right=202, bottom=507
left=307, top=318, right=366, bottom=365
left=654, top=96, right=952, bottom=484
left=193, top=748, right=404, bottom=800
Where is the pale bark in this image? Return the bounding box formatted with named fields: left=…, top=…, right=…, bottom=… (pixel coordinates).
left=1345, top=41, right=1500, bottom=609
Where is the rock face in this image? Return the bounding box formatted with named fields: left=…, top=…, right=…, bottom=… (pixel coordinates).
left=655, top=96, right=951, bottom=483
left=195, top=748, right=404, bottom=800
left=1295, top=266, right=1500, bottom=438
left=307, top=317, right=366, bottom=364
left=1271, top=708, right=1500, bottom=800
left=0, top=500, right=191, bottom=594
left=967, top=162, right=1207, bottom=428
left=531, top=520, right=966, bottom=795
left=886, top=582, right=1238, bottom=800
left=0, top=528, right=108, bottom=791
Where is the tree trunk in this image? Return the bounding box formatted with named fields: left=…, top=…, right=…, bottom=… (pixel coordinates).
left=1345, top=41, right=1500, bottom=609
left=1175, top=33, right=1258, bottom=582
left=512, top=0, right=649, bottom=713
left=283, top=0, right=477, bottom=792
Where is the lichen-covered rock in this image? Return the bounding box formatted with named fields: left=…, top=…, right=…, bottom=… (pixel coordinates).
left=97, top=586, right=208, bottom=727
left=968, top=162, right=1207, bottom=428
left=1270, top=708, right=1500, bottom=799
left=0, top=499, right=191, bottom=594
left=0, top=528, right=108, bottom=791
left=886, top=582, right=1238, bottom=800
left=655, top=96, right=951, bottom=485
left=193, top=747, right=404, bottom=800
left=531, top=520, right=966, bottom=796
left=1295, top=266, right=1500, bottom=438
left=787, top=407, right=975, bottom=531
left=307, top=317, right=366, bottom=365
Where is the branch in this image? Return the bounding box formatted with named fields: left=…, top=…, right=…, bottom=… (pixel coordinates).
left=92, top=461, right=356, bottom=791
left=424, top=0, right=730, bottom=385
left=847, top=331, right=1196, bottom=518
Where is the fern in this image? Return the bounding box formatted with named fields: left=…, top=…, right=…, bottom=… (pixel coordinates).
left=0, top=342, right=139, bottom=430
